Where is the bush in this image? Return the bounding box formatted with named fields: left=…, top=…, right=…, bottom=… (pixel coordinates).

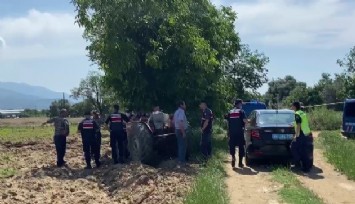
left=308, top=107, right=342, bottom=131
left=320, top=131, right=355, bottom=180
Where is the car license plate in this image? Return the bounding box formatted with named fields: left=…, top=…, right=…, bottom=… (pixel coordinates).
left=272, top=134, right=293, bottom=140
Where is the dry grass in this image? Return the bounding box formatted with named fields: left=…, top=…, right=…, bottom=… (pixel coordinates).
left=0, top=117, right=83, bottom=127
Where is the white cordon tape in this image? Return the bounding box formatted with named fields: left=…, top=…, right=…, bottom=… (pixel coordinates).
left=303, top=102, right=345, bottom=108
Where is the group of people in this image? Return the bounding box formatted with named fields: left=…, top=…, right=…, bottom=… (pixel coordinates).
left=224, top=99, right=313, bottom=172
left=45, top=99, right=312, bottom=172
left=44, top=104, right=131, bottom=169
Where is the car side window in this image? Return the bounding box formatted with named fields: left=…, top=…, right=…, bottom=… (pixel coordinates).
left=248, top=111, right=256, bottom=126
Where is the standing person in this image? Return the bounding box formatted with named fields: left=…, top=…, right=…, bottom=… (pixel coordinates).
left=78, top=111, right=100, bottom=169
left=148, top=105, right=165, bottom=135
left=122, top=115, right=130, bottom=160
left=42, top=109, right=70, bottom=167
left=199, top=102, right=213, bottom=160
left=173, top=101, right=189, bottom=167
left=92, top=111, right=103, bottom=163
left=226, top=99, right=247, bottom=168
left=105, top=104, right=130, bottom=164
left=290, top=101, right=313, bottom=173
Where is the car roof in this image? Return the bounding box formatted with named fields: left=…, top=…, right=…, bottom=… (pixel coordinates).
left=345, top=99, right=355, bottom=103
left=255, top=109, right=294, bottom=114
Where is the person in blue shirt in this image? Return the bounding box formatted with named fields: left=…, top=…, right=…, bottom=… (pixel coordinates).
left=174, top=101, right=188, bottom=167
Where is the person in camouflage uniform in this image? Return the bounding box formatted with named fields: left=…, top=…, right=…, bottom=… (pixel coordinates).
left=43, top=109, right=70, bottom=167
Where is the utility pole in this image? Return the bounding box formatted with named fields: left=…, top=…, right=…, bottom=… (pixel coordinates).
left=62, top=92, right=65, bottom=108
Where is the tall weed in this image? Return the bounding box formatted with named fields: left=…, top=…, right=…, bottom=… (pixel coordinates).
left=308, top=107, right=342, bottom=131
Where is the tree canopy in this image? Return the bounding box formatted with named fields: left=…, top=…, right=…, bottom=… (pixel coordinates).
left=338, top=46, right=355, bottom=98
left=71, top=71, right=112, bottom=114
left=73, top=0, right=269, bottom=115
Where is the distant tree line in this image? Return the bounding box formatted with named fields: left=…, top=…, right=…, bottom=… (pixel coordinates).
left=264, top=46, right=355, bottom=110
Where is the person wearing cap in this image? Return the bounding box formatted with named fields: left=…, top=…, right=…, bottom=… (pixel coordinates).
left=42, top=109, right=70, bottom=167
left=291, top=101, right=313, bottom=172
left=105, top=104, right=130, bottom=164
left=225, top=99, right=248, bottom=168
left=78, top=111, right=101, bottom=169
left=199, top=101, right=214, bottom=160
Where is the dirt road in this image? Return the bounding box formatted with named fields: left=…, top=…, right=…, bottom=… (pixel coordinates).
left=224, top=158, right=283, bottom=204
left=0, top=136, right=198, bottom=204
left=296, top=149, right=355, bottom=204
left=225, top=131, right=355, bottom=204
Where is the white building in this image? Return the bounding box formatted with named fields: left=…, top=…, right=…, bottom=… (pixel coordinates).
left=0, top=109, right=25, bottom=118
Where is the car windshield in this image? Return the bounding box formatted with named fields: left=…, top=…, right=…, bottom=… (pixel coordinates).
left=344, top=102, right=355, bottom=117
left=258, top=112, right=294, bottom=125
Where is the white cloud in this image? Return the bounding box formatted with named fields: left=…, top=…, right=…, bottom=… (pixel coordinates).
left=218, top=0, right=355, bottom=48
left=0, top=36, right=6, bottom=49
left=0, top=9, right=86, bottom=61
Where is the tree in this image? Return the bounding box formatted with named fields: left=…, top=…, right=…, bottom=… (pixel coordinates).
left=283, top=85, right=309, bottom=106
left=313, top=73, right=346, bottom=103
left=265, top=76, right=306, bottom=105
left=224, top=44, right=269, bottom=99
left=338, top=46, right=355, bottom=98
left=73, top=0, right=268, bottom=116
left=49, top=99, right=70, bottom=118
left=71, top=71, right=111, bottom=114
left=22, top=109, right=48, bottom=117
left=70, top=99, right=93, bottom=117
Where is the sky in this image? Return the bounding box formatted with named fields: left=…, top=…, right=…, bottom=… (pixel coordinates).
left=0, top=0, right=354, bottom=94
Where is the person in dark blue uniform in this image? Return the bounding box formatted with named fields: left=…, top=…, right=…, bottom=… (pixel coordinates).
left=78, top=111, right=100, bottom=169
left=226, top=99, right=248, bottom=168
left=105, top=104, right=130, bottom=164
left=199, top=102, right=214, bottom=160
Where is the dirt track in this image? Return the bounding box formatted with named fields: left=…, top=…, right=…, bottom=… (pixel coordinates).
left=296, top=149, right=355, bottom=204
left=225, top=132, right=355, bottom=204
left=225, top=158, right=283, bottom=204
left=0, top=135, right=198, bottom=204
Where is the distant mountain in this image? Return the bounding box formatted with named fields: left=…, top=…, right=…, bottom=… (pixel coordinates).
left=0, top=82, right=70, bottom=99
left=0, top=82, right=73, bottom=109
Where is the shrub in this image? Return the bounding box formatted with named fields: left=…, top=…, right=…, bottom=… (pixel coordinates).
left=320, top=131, right=355, bottom=180
left=308, top=107, right=342, bottom=131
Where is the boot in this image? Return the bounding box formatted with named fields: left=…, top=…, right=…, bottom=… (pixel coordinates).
left=231, top=156, right=236, bottom=168
left=95, top=161, right=101, bottom=168
left=238, top=157, right=244, bottom=168
left=85, top=165, right=92, bottom=169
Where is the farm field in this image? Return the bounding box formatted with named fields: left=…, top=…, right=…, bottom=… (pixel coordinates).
left=2, top=118, right=355, bottom=204
left=0, top=118, right=198, bottom=204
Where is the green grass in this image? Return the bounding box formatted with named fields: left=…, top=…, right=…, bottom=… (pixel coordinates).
left=308, top=107, right=342, bottom=131
left=0, top=153, right=16, bottom=179
left=0, top=125, right=78, bottom=144
left=184, top=127, right=229, bottom=204
left=272, top=168, right=323, bottom=204
left=0, top=168, right=16, bottom=178
left=319, top=131, right=355, bottom=180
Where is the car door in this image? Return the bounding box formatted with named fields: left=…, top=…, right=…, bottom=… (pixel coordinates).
left=245, top=111, right=257, bottom=146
